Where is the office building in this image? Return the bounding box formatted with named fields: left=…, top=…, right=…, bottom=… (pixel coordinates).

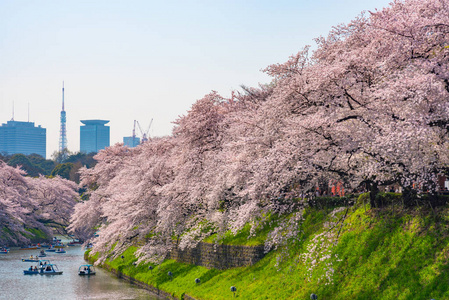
left=80, top=120, right=110, bottom=153
left=123, top=136, right=140, bottom=148
left=0, top=120, right=46, bottom=158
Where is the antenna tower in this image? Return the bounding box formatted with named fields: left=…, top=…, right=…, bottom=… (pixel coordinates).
left=59, top=82, right=68, bottom=158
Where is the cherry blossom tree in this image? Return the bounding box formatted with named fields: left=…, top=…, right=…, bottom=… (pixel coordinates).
left=68, top=144, right=138, bottom=243
left=69, top=0, right=449, bottom=264
left=28, top=175, right=79, bottom=229
left=0, top=162, right=79, bottom=246
left=256, top=0, right=449, bottom=206
left=0, top=162, right=35, bottom=245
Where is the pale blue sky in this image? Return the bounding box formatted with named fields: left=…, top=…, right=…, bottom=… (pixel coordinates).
left=0, top=0, right=392, bottom=158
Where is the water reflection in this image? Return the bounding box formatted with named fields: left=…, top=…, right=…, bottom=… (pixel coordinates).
left=0, top=240, right=160, bottom=300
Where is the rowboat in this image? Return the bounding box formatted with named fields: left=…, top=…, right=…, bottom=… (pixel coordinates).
left=22, top=257, right=39, bottom=262
left=39, top=263, right=63, bottom=275
left=67, top=240, right=83, bottom=246
left=23, top=267, right=39, bottom=275
left=55, top=248, right=66, bottom=254
left=20, top=245, right=40, bottom=250
left=78, top=264, right=96, bottom=275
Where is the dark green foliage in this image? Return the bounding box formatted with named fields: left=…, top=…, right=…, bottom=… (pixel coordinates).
left=7, top=153, right=47, bottom=177
left=51, top=162, right=75, bottom=180
left=50, top=152, right=97, bottom=183
left=27, top=153, right=56, bottom=174
left=1, top=153, right=55, bottom=176
left=51, top=148, right=72, bottom=164
left=65, top=152, right=97, bottom=168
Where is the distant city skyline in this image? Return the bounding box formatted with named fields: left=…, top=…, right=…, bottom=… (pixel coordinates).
left=0, top=0, right=393, bottom=158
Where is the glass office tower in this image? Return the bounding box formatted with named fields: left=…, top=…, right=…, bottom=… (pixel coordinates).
left=123, top=136, right=140, bottom=148
left=80, top=120, right=110, bottom=153
left=0, top=120, right=46, bottom=158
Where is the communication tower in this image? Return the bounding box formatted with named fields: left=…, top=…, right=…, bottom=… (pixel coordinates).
left=59, top=82, right=68, bottom=158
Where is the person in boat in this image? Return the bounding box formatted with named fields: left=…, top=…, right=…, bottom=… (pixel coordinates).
left=34, top=266, right=38, bottom=271
left=46, top=265, right=51, bottom=271
left=29, top=266, right=33, bottom=271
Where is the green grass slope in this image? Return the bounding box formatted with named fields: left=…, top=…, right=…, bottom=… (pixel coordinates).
left=89, top=204, right=449, bottom=300
left=0, top=226, right=51, bottom=246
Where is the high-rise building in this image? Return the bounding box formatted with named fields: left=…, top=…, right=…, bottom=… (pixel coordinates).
left=123, top=136, right=141, bottom=148
left=80, top=120, right=110, bottom=153
left=0, top=120, right=46, bottom=158
left=59, top=82, right=68, bottom=157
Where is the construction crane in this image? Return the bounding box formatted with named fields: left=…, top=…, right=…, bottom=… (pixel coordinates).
left=136, top=118, right=153, bottom=143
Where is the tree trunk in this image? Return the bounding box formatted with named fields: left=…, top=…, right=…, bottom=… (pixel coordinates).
left=369, top=181, right=379, bottom=208
left=402, top=186, right=416, bottom=207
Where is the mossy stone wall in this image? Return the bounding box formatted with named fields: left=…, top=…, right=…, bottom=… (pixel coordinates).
left=169, top=242, right=265, bottom=270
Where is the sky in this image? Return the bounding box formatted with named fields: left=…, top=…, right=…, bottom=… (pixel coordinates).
left=0, top=0, right=393, bottom=158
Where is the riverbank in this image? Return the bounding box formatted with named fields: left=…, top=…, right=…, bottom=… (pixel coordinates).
left=0, top=227, right=52, bottom=247
left=87, top=199, right=449, bottom=299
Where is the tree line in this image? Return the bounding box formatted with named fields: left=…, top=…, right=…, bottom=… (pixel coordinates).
left=0, top=151, right=97, bottom=182
left=66, top=0, right=449, bottom=265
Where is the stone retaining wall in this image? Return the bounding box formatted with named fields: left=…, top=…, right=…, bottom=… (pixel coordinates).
left=169, top=242, right=265, bottom=270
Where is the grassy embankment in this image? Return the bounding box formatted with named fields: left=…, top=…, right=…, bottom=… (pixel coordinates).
left=0, top=227, right=51, bottom=245
left=88, top=194, right=449, bottom=299
left=23, top=228, right=51, bottom=243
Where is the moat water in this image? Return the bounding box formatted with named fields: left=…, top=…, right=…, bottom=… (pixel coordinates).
left=0, top=239, right=160, bottom=300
